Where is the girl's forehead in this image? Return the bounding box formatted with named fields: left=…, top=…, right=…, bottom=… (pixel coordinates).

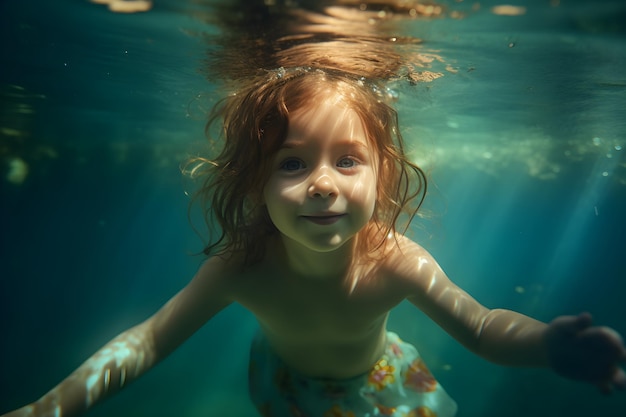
left=285, top=97, right=380, bottom=162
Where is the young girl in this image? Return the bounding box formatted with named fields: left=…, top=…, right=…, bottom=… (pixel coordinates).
left=2, top=67, right=625, bottom=417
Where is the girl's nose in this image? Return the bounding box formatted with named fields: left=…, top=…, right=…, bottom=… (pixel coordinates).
left=308, top=170, right=339, bottom=198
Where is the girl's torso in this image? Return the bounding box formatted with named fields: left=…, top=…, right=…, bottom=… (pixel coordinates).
left=228, top=236, right=414, bottom=379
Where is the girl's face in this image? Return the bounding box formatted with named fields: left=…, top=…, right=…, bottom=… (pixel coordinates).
left=262, top=95, right=378, bottom=253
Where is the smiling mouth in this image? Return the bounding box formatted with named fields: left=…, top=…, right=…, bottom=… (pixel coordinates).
left=301, top=214, right=346, bottom=225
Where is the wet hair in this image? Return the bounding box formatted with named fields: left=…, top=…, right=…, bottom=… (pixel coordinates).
left=187, top=68, right=426, bottom=265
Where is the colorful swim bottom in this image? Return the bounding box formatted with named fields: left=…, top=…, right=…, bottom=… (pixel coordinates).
left=248, top=331, right=457, bottom=417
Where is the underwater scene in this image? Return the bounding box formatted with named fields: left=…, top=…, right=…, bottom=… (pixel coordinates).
left=1, top=0, right=625, bottom=416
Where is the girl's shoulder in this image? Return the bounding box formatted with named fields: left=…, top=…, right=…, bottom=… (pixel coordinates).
left=379, top=233, right=429, bottom=262
left=201, top=248, right=278, bottom=287
left=376, top=234, right=440, bottom=282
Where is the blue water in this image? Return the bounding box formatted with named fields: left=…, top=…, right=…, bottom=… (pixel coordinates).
left=1, top=0, right=625, bottom=416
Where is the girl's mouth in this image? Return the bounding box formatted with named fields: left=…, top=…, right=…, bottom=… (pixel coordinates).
left=301, top=214, right=346, bottom=225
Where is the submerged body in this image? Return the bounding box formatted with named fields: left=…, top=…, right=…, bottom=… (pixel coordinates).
left=2, top=70, right=625, bottom=417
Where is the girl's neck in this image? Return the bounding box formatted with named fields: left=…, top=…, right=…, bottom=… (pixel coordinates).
left=274, top=235, right=357, bottom=280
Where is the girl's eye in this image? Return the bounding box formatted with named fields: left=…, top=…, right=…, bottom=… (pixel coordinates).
left=337, top=157, right=357, bottom=169
left=280, top=159, right=305, bottom=171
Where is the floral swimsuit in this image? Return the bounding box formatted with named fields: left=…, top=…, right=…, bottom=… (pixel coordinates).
left=249, top=331, right=457, bottom=417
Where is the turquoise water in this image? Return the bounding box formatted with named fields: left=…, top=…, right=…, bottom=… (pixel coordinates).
left=1, top=0, right=625, bottom=416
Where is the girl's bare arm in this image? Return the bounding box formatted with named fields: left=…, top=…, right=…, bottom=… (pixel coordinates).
left=392, top=236, right=625, bottom=389
left=2, top=257, right=233, bottom=417
left=400, top=245, right=549, bottom=367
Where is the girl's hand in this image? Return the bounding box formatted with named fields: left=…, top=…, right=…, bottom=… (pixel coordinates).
left=545, top=312, right=626, bottom=393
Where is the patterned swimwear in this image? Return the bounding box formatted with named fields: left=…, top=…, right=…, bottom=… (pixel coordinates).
left=248, top=331, right=457, bottom=417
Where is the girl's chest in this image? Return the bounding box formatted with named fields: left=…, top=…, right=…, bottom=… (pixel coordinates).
left=234, top=272, right=406, bottom=341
